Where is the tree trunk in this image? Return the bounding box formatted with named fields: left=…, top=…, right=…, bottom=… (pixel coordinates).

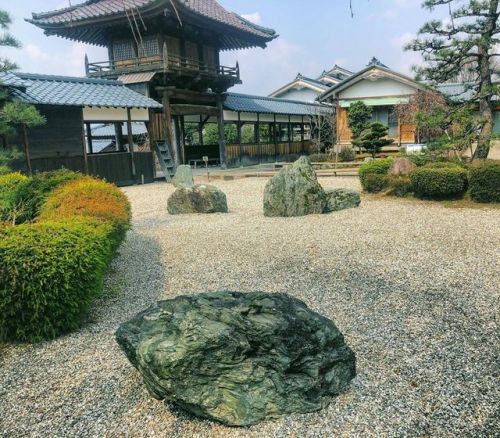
left=473, top=0, right=498, bottom=160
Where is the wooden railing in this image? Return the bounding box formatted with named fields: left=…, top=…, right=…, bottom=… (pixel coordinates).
left=85, top=54, right=240, bottom=81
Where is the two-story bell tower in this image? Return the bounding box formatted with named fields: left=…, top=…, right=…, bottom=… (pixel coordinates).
left=28, top=0, right=277, bottom=168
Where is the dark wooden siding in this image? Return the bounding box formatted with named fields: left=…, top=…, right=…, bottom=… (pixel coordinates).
left=28, top=105, right=84, bottom=159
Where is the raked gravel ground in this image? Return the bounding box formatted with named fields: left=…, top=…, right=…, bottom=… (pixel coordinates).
left=1, top=176, right=499, bottom=438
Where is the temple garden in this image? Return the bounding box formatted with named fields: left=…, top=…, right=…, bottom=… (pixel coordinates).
left=0, top=160, right=499, bottom=436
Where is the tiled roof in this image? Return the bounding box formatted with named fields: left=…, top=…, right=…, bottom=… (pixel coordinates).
left=0, top=72, right=162, bottom=109
left=224, top=93, right=330, bottom=116
left=0, top=71, right=29, bottom=88
left=118, top=72, right=157, bottom=85
left=28, top=0, right=276, bottom=49
left=436, top=83, right=498, bottom=102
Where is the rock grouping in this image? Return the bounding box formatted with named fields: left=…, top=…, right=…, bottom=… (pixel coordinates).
left=168, top=165, right=228, bottom=214
left=116, top=291, right=356, bottom=426
left=264, top=156, right=361, bottom=217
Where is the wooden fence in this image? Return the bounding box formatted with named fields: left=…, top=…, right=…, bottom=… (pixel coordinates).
left=14, top=152, right=155, bottom=187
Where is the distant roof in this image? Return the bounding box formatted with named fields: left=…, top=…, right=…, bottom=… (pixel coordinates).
left=224, top=93, right=330, bottom=116
left=268, top=74, right=329, bottom=99
left=91, top=122, right=149, bottom=137
left=0, top=72, right=163, bottom=109
left=27, top=0, right=277, bottom=50
left=319, top=63, right=425, bottom=101
left=436, top=82, right=498, bottom=103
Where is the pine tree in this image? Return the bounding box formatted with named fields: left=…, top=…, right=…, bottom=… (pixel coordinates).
left=0, top=9, right=20, bottom=72
left=352, top=122, right=394, bottom=158
left=407, top=0, right=499, bottom=159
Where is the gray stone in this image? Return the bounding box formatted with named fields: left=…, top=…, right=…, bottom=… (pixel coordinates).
left=264, top=156, right=327, bottom=217
left=116, top=292, right=356, bottom=427
left=167, top=184, right=228, bottom=215
left=388, top=157, right=416, bottom=176
left=172, top=165, right=194, bottom=188
left=324, top=189, right=361, bottom=213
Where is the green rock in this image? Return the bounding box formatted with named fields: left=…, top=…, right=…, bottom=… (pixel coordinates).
left=116, top=292, right=356, bottom=426
left=324, top=189, right=361, bottom=213
left=167, top=184, right=228, bottom=215
left=264, top=156, right=327, bottom=217
left=172, top=165, right=194, bottom=189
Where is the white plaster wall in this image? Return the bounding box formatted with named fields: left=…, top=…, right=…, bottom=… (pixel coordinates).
left=339, top=77, right=417, bottom=99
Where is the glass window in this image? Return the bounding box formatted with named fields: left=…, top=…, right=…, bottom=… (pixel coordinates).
left=113, top=41, right=135, bottom=61
left=371, top=107, right=389, bottom=126
left=292, top=124, right=302, bottom=142
left=139, top=36, right=159, bottom=57
left=277, top=123, right=289, bottom=142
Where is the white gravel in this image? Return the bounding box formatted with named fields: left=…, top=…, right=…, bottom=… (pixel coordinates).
left=1, top=176, right=499, bottom=438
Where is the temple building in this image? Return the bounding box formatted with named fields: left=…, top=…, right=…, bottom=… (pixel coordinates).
left=27, top=0, right=326, bottom=175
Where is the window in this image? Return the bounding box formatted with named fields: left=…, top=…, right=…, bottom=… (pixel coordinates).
left=292, top=124, right=303, bottom=142
left=259, top=123, right=272, bottom=143
left=113, top=41, right=135, bottom=61
left=241, top=124, right=256, bottom=143
left=371, top=107, right=389, bottom=126
left=139, top=36, right=159, bottom=58
left=277, top=123, right=289, bottom=142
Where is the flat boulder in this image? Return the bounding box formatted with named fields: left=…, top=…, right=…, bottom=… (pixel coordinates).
left=324, top=189, right=361, bottom=213
left=168, top=184, right=228, bottom=214
left=116, top=291, right=356, bottom=426
left=264, top=156, right=326, bottom=217
left=389, top=157, right=416, bottom=176
left=172, top=165, right=194, bottom=188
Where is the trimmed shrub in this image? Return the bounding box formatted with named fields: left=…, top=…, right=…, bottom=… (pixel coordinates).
left=0, top=219, right=115, bottom=342
left=308, top=153, right=330, bottom=163
left=363, top=173, right=390, bottom=193
left=410, top=166, right=468, bottom=199
left=12, top=169, right=83, bottom=223
left=339, top=147, right=356, bottom=162
left=424, top=161, right=463, bottom=169
left=386, top=176, right=413, bottom=197
left=0, top=173, right=29, bottom=224
left=0, top=165, right=11, bottom=175
left=38, top=177, right=131, bottom=247
left=359, top=158, right=393, bottom=191
left=469, top=160, right=500, bottom=203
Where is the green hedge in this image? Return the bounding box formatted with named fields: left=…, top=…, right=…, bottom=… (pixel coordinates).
left=359, top=158, right=393, bottom=191
left=11, top=169, right=83, bottom=224
left=386, top=176, right=413, bottom=197
left=0, top=172, right=29, bottom=224
left=410, top=166, right=468, bottom=199
left=469, top=161, right=500, bottom=203
left=362, top=174, right=390, bottom=193
left=0, top=219, right=114, bottom=342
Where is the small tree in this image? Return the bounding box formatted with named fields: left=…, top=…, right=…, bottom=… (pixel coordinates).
left=352, top=122, right=394, bottom=158
left=0, top=9, right=20, bottom=72
left=309, top=105, right=336, bottom=153
left=347, top=101, right=372, bottom=152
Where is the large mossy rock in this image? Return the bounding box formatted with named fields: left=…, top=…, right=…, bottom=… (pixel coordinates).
left=116, top=291, right=356, bottom=426
left=388, top=157, right=416, bottom=176
left=264, top=156, right=326, bottom=217
left=167, top=184, right=228, bottom=215
left=324, top=188, right=361, bottom=213
left=172, top=165, right=194, bottom=189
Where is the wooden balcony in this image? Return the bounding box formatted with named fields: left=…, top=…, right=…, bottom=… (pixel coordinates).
left=85, top=54, right=240, bottom=84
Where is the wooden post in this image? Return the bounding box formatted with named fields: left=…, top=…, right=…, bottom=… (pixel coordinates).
left=273, top=114, right=278, bottom=161
left=80, top=113, right=89, bottom=175
left=199, top=115, right=204, bottom=146
left=22, top=124, right=32, bottom=176
left=301, top=115, right=305, bottom=154
left=114, top=123, right=123, bottom=151
left=256, top=113, right=261, bottom=164
left=85, top=123, right=93, bottom=154
left=127, top=108, right=136, bottom=182
left=216, top=96, right=226, bottom=168
left=288, top=115, right=292, bottom=157
left=237, top=112, right=242, bottom=166
left=162, top=91, right=177, bottom=165
left=180, top=116, right=186, bottom=165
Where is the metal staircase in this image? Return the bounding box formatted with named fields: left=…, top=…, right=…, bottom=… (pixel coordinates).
left=153, top=141, right=176, bottom=182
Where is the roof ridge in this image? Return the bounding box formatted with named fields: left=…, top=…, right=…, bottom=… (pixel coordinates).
left=225, top=92, right=325, bottom=107
left=16, top=72, right=122, bottom=86
left=31, top=0, right=98, bottom=19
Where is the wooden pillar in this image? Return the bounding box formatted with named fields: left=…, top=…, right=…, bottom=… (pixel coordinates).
left=22, top=124, right=32, bottom=176
left=288, top=115, right=292, bottom=156
left=114, top=123, right=123, bottom=151
left=273, top=114, right=278, bottom=161
left=180, top=116, right=186, bottom=165
left=199, top=115, right=204, bottom=146
left=127, top=108, right=136, bottom=181
left=162, top=91, right=177, bottom=165
left=216, top=96, right=226, bottom=168
left=256, top=113, right=261, bottom=164
left=301, top=115, right=305, bottom=154
left=146, top=109, right=156, bottom=178
left=85, top=123, right=93, bottom=154
left=237, top=112, right=242, bottom=166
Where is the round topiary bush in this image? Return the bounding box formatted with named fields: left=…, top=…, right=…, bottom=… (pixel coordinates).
left=469, top=160, right=500, bottom=203
left=0, top=219, right=115, bottom=342
left=410, top=166, right=468, bottom=199
left=38, top=177, right=131, bottom=248
left=359, top=158, right=393, bottom=192
left=339, top=147, right=356, bottom=162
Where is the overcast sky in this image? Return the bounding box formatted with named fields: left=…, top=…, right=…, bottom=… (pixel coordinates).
left=2, top=0, right=450, bottom=95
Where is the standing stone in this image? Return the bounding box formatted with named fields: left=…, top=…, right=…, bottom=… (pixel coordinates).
left=172, top=165, right=194, bottom=188
left=168, top=184, right=228, bottom=214
left=389, top=157, right=416, bottom=176
left=324, top=188, right=361, bottom=213
left=116, top=291, right=356, bottom=427
left=264, top=156, right=326, bottom=217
